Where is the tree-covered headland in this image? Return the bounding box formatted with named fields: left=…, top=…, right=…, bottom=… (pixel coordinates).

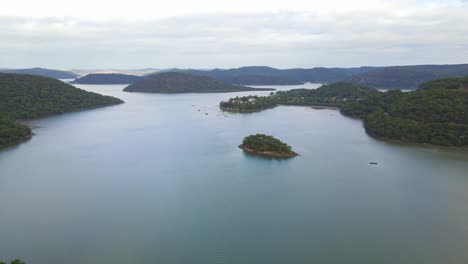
left=0, top=73, right=123, bottom=147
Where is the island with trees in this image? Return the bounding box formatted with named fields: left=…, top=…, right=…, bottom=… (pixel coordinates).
left=220, top=82, right=378, bottom=112
left=72, top=73, right=142, bottom=84
left=239, top=134, right=298, bottom=158
left=0, top=73, right=123, bottom=147
left=123, top=72, right=275, bottom=93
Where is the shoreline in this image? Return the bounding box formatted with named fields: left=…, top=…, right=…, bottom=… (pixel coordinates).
left=0, top=132, right=33, bottom=149
left=239, top=145, right=299, bottom=158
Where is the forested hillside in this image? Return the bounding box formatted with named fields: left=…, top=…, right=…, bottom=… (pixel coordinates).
left=0, top=73, right=123, bottom=147
left=0, top=73, right=123, bottom=119
left=341, top=85, right=468, bottom=146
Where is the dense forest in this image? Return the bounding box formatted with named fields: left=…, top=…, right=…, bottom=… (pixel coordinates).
left=341, top=81, right=468, bottom=146
left=0, top=73, right=123, bottom=147
left=240, top=134, right=298, bottom=157
left=220, top=82, right=377, bottom=112
left=72, top=73, right=142, bottom=84
left=0, top=73, right=123, bottom=119
left=124, top=72, right=275, bottom=93
left=0, top=114, right=31, bottom=147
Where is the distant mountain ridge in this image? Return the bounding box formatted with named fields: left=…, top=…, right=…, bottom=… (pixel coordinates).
left=157, top=64, right=468, bottom=89
left=346, top=64, right=468, bottom=89
left=4, top=64, right=468, bottom=89
left=0, top=68, right=79, bottom=79
left=72, top=73, right=142, bottom=84
left=157, top=66, right=379, bottom=85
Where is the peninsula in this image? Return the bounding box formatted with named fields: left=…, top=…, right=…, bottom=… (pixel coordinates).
left=239, top=134, right=298, bottom=158
left=220, top=82, right=377, bottom=112
left=0, top=73, right=123, bottom=147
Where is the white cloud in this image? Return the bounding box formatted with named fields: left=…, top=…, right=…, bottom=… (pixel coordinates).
left=0, top=0, right=467, bottom=69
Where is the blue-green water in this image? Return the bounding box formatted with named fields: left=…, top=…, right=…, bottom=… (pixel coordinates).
left=1, top=83, right=468, bottom=264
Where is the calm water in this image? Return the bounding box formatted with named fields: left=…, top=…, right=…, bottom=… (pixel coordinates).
left=1, top=83, right=468, bottom=264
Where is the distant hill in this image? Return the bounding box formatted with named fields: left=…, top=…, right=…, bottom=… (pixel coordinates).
left=0, top=68, right=79, bottom=79
left=123, top=72, right=275, bottom=93
left=164, top=66, right=379, bottom=85
left=72, top=73, right=142, bottom=84
left=347, top=64, right=468, bottom=89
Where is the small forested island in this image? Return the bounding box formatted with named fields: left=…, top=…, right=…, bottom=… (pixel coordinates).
left=220, top=82, right=377, bottom=112
left=239, top=134, right=298, bottom=158
left=0, top=73, right=123, bottom=147
left=123, top=72, right=275, bottom=93
left=72, top=73, right=142, bottom=84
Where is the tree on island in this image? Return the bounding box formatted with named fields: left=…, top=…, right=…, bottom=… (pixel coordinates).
left=240, top=134, right=298, bottom=158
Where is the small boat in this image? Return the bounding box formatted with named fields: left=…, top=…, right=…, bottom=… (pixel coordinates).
left=369, top=162, right=378, bottom=165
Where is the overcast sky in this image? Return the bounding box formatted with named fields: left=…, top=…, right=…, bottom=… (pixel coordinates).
left=1, top=0, right=468, bottom=69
